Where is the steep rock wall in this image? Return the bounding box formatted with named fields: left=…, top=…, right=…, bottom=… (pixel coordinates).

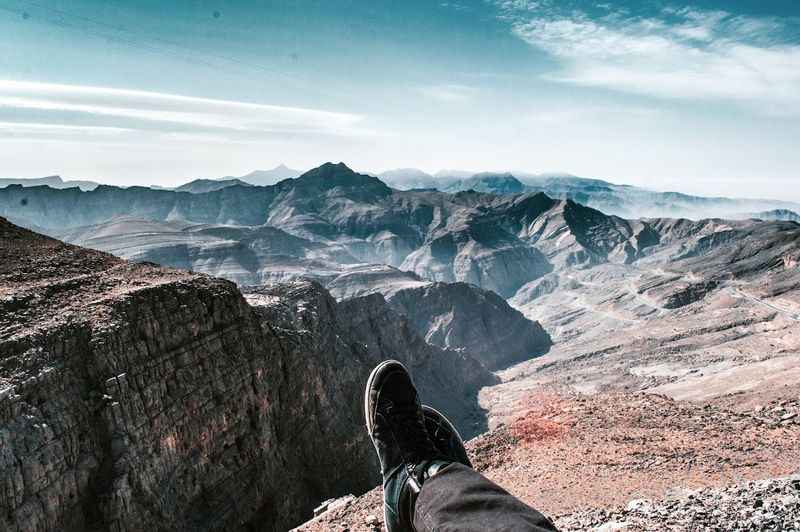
left=387, top=282, right=552, bottom=370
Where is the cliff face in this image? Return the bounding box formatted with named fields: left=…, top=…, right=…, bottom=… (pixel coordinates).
left=386, top=282, right=552, bottom=370
left=0, top=218, right=493, bottom=532
left=336, top=292, right=498, bottom=435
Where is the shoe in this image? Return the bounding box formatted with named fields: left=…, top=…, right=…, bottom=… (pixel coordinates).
left=422, top=405, right=472, bottom=468
left=365, top=360, right=452, bottom=531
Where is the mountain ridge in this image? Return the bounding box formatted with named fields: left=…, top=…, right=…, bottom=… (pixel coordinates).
left=0, top=174, right=101, bottom=191
left=376, top=168, right=800, bottom=219
left=175, top=178, right=254, bottom=193
left=3, top=163, right=796, bottom=308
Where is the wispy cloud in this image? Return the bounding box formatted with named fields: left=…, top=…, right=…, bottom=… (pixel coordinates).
left=527, top=103, right=661, bottom=124
left=440, top=2, right=471, bottom=12
left=494, top=2, right=800, bottom=114
left=0, top=80, right=367, bottom=141
left=416, top=84, right=480, bottom=103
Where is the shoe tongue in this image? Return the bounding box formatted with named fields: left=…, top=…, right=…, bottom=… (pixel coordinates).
left=381, top=370, right=418, bottom=407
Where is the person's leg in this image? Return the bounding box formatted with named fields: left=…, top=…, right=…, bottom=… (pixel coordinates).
left=414, top=462, right=557, bottom=532
left=364, top=359, right=557, bottom=532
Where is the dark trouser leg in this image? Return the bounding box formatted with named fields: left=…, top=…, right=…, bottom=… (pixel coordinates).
left=413, top=463, right=558, bottom=532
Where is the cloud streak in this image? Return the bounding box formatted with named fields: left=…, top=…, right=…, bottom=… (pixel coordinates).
left=526, top=103, right=661, bottom=124
left=416, top=84, right=480, bottom=103
left=0, top=80, right=366, bottom=141
left=495, top=2, right=800, bottom=114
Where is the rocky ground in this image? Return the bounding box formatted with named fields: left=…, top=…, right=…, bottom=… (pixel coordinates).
left=557, top=475, right=800, bottom=532
left=488, top=260, right=800, bottom=429
left=296, top=390, right=800, bottom=531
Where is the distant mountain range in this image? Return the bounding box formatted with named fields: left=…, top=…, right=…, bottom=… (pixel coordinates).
left=174, top=178, right=254, bottom=194
left=2, top=162, right=797, bottom=304
left=234, top=164, right=303, bottom=185
left=171, top=164, right=303, bottom=193
left=0, top=175, right=100, bottom=191
left=744, top=209, right=800, bottom=222
left=0, top=165, right=304, bottom=195
left=376, top=168, right=800, bottom=220
left=167, top=166, right=800, bottom=219
left=5, top=166, right=797, bottom=220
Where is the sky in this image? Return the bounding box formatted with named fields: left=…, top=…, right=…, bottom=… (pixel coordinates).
left=0, top=0, right=799, bottom=199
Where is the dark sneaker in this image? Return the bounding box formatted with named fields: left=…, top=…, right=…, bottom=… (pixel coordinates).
left=422, top=405, right=472, bottom=468
left=364, top=360, right=451, bottom=531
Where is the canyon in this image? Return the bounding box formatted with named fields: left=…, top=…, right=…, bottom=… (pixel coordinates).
left=0, top=218, right=493, bottom=531
left=2, top=162, right=799, bottom=530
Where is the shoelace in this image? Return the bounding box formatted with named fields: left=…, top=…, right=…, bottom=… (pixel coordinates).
left=385, top=402, right=438, bottom=467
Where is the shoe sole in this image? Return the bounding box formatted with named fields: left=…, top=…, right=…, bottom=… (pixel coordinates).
left=364, top=359, right=410, bottom=435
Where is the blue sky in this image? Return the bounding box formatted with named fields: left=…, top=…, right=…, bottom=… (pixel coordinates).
left=0, top=0, right=798, bottom=199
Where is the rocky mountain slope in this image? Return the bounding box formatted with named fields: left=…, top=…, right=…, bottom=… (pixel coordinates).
left=323, top=264, right=430, bottom=300
left=323, top=267, right=552, bottom=369
left=376, top=168, right=444, bottom=190
left=175, top=178, right=254, bottom=194
left=174, top=165, right=303, bottom=191
left=442, top=172, right=526, bottom=195
left=489, top=216, right=800, bottom=424
left=0, top=217, right=495, bottom=532
left=52, top=215, right=361, bottom=286
left=386, top=282, right=551, bottom=369
left=4, top=165, right=797, bottom=377
left=746, top=209, right=800, bottom=222
left=2, top=163, right=795, bottom=307
left=46, top=209, right=554, bottom=371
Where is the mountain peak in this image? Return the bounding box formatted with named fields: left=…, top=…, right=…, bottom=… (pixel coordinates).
left=472, top=172, right=515, bottom=179
left=375, top=168, right=440, bottom=190
left=297, top=162, right=378, bottom=184
left=453, top=172, right=526, bottom=194
left=237, top=165, right=302, bottom=185
left=321, top=161, right=353, bottom=172
left=295, top=162, right=390, bottom=194
left=175, top=178, right=252, bottom=194
left=380, top=168, right=432, bottom=178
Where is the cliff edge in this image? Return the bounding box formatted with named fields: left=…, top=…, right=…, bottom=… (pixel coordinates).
left=0, top=218, right=494, bottom=531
